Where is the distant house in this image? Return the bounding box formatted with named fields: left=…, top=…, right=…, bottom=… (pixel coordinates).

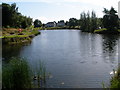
left=45, top=21, right=56, bottom=27
left=57, top=20, right=65, bottom=27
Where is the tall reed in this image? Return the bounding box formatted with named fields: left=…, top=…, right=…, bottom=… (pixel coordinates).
left=3, top=57, right=47, bottom=89
left=3, top=57, right=31, bottom=88
left=110, top=67, right=120, bottom=88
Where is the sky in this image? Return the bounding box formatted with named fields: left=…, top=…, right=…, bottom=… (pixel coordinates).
left=2, top=0, right=120, bottom=23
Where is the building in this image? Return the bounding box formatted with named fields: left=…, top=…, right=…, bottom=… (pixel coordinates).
left=45, top=21, right=56, bottom=27
left=57, top=20, right=65, bottom=27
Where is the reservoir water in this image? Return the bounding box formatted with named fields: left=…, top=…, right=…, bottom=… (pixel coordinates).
left=3, top=30, right=119, bottom=88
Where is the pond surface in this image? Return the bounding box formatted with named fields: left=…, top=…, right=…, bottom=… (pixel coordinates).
left=3, top=30, right=119, bottom=88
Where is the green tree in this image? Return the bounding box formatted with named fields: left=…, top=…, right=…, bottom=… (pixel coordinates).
left=65, top=21, right=69, bottom=26
left=103, top=7, right=119, bottom=30
left=2, top=3, right=32, bottom=28
left=80, top=11, right=99, bottom=32
left=34, top=19, right=42, bottom=28
left=69, top=18, right=78, bottom=28
left=91, top=11, right=98, bottom=32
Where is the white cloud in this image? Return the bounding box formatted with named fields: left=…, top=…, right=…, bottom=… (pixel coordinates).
left=3, top=0, right=119, bottom=9
left=34, top=16, right=69, bottom=23
left=64, top=0, right=119, bottom=9
left=33, top=16, right=49, bottom=23
left=3, top=0, right=119, bottom=22
left=118, top=1, right=120, bottom=18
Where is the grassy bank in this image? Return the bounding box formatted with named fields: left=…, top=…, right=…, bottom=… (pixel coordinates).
left=1, top=28, right=40, bottom=44
left=94, top=28, right=120, bottom=34
left=44, top=26, right=80, bottom=30
left=33, top=26, right=80, bottom=30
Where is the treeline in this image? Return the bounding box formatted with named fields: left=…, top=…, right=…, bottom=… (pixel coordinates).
left=59, top=12, right=101, bottom=31
left=65, top=7, right=119, bottom=33
left=103, top=7, right=119, bottom=30
left=67, top=18, right=80, bottom=28
left=2, top=3, right=119, bottom=33
left=2, top=3, right=32, bottom=29
left=80, top=11, right=99, bottom=32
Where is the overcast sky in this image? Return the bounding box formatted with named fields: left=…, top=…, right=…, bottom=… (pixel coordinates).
left=2, top=0, right=120, bottom=23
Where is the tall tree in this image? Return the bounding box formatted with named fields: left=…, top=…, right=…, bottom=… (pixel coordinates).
left=80, top=11, right=98, bottom=32
left=103, top=7, right=119, bottom=30
left=2, top=3, right=32, bottom=28
left=91, top=11, right=98, bottom=32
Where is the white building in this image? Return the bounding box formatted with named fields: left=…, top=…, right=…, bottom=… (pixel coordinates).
left=45, top=21, right=56, bottom=27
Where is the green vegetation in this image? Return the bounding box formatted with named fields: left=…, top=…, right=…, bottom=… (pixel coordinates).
left=3, top=57, right=47, bottom=89
left=2, top=3, right=32, bottom=29
left=1, top=3, right=41, bottom=44
left=2, top=3, right=120, bottom=34
left=103, top=7, right=119, bottom=30
left=91, top=7, right=120, bottom=34
left=32, top=61, right=46, bottom=88
left=34, top=19, right=42, bottom=28
left=68, top=18, right=80, bottom=28
left=44, top=26, right=80, bottom=30
left=94, top=28, right=120, bottom=34
left=1, top=27, right=40, bottom=44
left=3, top=57, right=31, bottom=88
left=110, top=68, right=120, bottom=88
left=94, top=28, right=107, bottom=33
left=80, top=11, right=101, bottom=33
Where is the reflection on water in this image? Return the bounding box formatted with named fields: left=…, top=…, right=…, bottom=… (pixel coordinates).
left=2, top=30, right=119, bottom=88
left=102, top=34, right=119, bottom=54
left=101, top=34, right=119, bottom=66
left=2, top=43, right=31, bottom=61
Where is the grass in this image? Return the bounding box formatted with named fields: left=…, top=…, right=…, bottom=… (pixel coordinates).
left=0, top=36, right=4, bottom=38
left=94, top=28, right=107, bottom=33
left=32, top=61, right=46, bottom=88
left=44, top=26, right=80, bottom=30
left=3, top=57, right=31, bottom=88
left=1, top=28, right=41, bottom=44
left=2, top=27, right=40, bottom=36
left=4, top=35, right=28, bottom=38
left=2, top=57, right=47, bottom=89
left=94, top=28, right=120, bottom=34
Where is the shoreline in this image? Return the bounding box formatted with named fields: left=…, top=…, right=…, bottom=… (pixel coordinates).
left=94, top=28, right=120, bottom=34
left=1, top=28, right=41, bottom=45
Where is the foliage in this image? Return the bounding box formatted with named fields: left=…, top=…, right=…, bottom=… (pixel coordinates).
left=69, top=18, right=79, bottom=28
left=3, top=57, right=47, bottom=88
left=110, top=67, right=120, bottom=88
left=3, top=57, right=32, bottom=88
left=2, top=28, right=40, bottom=44
left=80, top=11, right=100, bottom=32
left=34, top=19, right=42, bottom=28
left=31, top=61, right=46, bottom=88
left=2, top=3, right=32, bottom=29
left=103, top=7, right=119, bottom=30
